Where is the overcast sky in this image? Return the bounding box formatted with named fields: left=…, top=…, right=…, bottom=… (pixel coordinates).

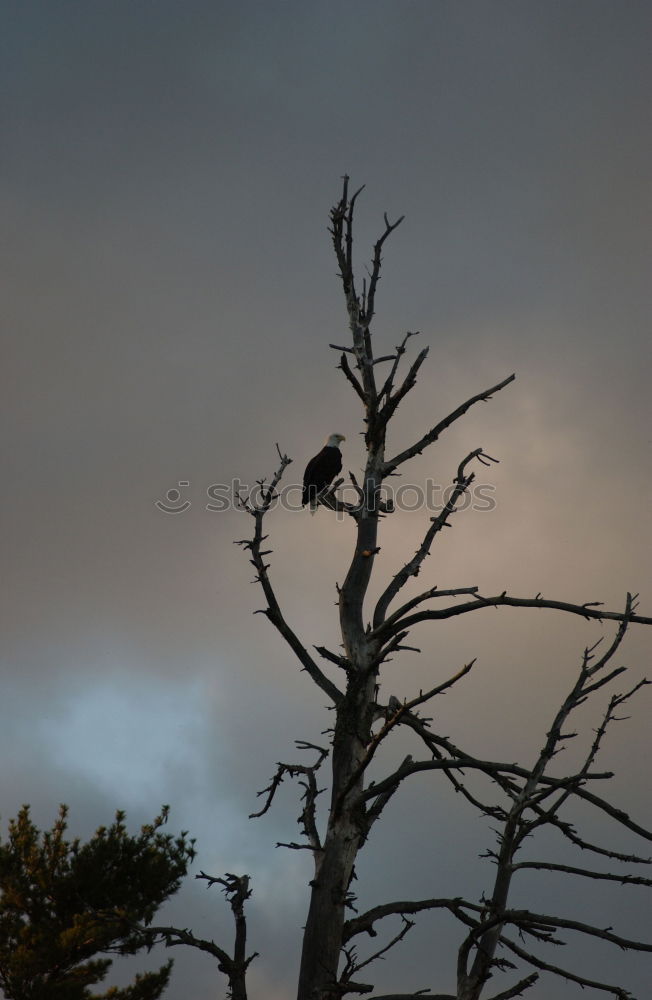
left=2, top=2, right=652, bottom=998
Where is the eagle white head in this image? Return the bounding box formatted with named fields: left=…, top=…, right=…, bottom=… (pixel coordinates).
left=325, top=433, right=346, bottom=448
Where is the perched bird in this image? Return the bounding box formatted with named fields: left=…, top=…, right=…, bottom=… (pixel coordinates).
left=302, top=433, right=345, bottom=513
left=387, top=695, right=402, bottom=716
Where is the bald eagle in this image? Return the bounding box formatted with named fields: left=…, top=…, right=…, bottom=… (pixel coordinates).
left=302, top=433, right=345, bottom=512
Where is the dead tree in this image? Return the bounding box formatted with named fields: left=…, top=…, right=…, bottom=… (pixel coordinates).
left=163, top=180, right=652, bottom=1000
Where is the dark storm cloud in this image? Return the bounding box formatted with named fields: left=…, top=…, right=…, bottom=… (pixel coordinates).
left=2, top=2, right=651, bottom=998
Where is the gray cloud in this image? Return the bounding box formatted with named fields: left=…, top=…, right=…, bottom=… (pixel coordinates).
left=2, top=2, right=651, bottom=998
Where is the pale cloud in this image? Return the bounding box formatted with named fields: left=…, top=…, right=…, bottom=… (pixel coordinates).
left=36, top=676, right=210, bottom=804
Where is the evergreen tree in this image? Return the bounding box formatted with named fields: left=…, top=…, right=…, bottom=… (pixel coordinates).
left=0, top=804, right=195, bottom=1000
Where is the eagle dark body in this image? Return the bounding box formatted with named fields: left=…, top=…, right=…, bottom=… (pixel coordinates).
left=302, top=439, right=344, bottom=508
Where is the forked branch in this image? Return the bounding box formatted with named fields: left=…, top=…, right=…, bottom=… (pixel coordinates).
left=375, top=590, right=652, bottom=644
left=383, top=373, right=515, bottom=476
left=235, top=447, right=344, bottom=705
left=250, top=741, right=328, bottom=875
left=141, top=872, right=256, bottom=1000
left=374, top=449, right=497, bottom=629
left=452, top=607, right=652, bottom=1000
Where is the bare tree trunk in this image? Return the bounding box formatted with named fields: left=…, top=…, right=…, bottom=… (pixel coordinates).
left=297, top=423, right=384, bottom=998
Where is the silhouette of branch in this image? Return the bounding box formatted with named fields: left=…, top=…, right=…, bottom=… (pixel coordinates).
left=235, top=447, right=344, bottom=705
left=383, top=373, right=515, bottom=476
left=330, top=176, right=404, bottom=407
left=374, top=448, right=496, bottom=628
left=379, top=345, right=430, bottom=423
left=340, top=917, right=415, bottom=992
left=337, top=661, right=477, bottom=815
left=499, top=934, right=636, bottom=999
left=343, top=898, right=477, bottom=943
left=368, top=994, right=453, bottom=1000
left=375, top=589, right=652, bottom=642
left=249, top=742, right=328, bottom=875
left=139, top=873, right=256, bottom=1000
left=364, top=210, right=405, bottom=329
left=484, top=974, right=540, bottom=1000
left=338, top=351, right=366, bottom=402
left=360, top=755, right=611, bottom=806
left=377, top=330, right=420, bottom=405
left=375, top=588, right=480, bottom=639
left=500, top=907, right=652, bottom=953
left=447, top=606, right=652, bottom=998
left=511, top=860, right=652, bottom=886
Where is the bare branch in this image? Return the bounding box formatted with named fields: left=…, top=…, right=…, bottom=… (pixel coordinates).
left=142, top=873, right=256, bottom=1000
left=330, top=177, right=362, bottom=329
left=236, top=448, right=345, bottom=704
left=374, top=587, right=479, bottom=641
left=141, top=921, right=232, bottom=965
left=377, top=330, right=419, bottom=404
left=340, top=917, right=414, bottom=988
left=450, top=605, right=652, bottom=996
left=249, top=744, right=327, bottom=872
left=379, top=346, right=430, bottom=424
left=363, top=211, right=405, bottom=328
left=339, top=352, right=366, bottom=402
left=518, top=601, right=635, bottom=824
left=276, top=840, right=322, bottom=852
left=376, top=590, right=652, bottom=642
left=560, top=783, right=652, bottom=843
left=344, top=898, right=475, bottom=943
left=364, top=754, right=414, bottom=830
left=484, top=973, right=540, bottom=1000
left=390, top=660, right=477, bottom=714
left=358, top=753, right=618, bottom=815
left=337, top=661, right=477, bottom=813
left=512, top=859, right=652, bottom=886
left=524, top=679, right=649, bottom=841
left=374, top=450, right=491, bottom=629
left=317, top=479, right=364, bottom=521
left=501, top=906, right=652, bottom=953
left=347, top=894, right=652, bottom=970
left=540, top=808, right=652, bottom=864
left=383, top=373, right=516, bottom=476
left=329, top=175, right=364, bottom=309
left=372, top=354, right=401, bottom=365
left=369, top=995, right=453, bottom=1000
left=500, top=933, right=636, bottom=998
left=398, top=714, right=513, bottom=820
left=315, top=645, right=350, bottom=671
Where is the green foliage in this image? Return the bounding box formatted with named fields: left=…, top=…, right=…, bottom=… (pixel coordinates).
left=0, top=805, right=196, bottom=1000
